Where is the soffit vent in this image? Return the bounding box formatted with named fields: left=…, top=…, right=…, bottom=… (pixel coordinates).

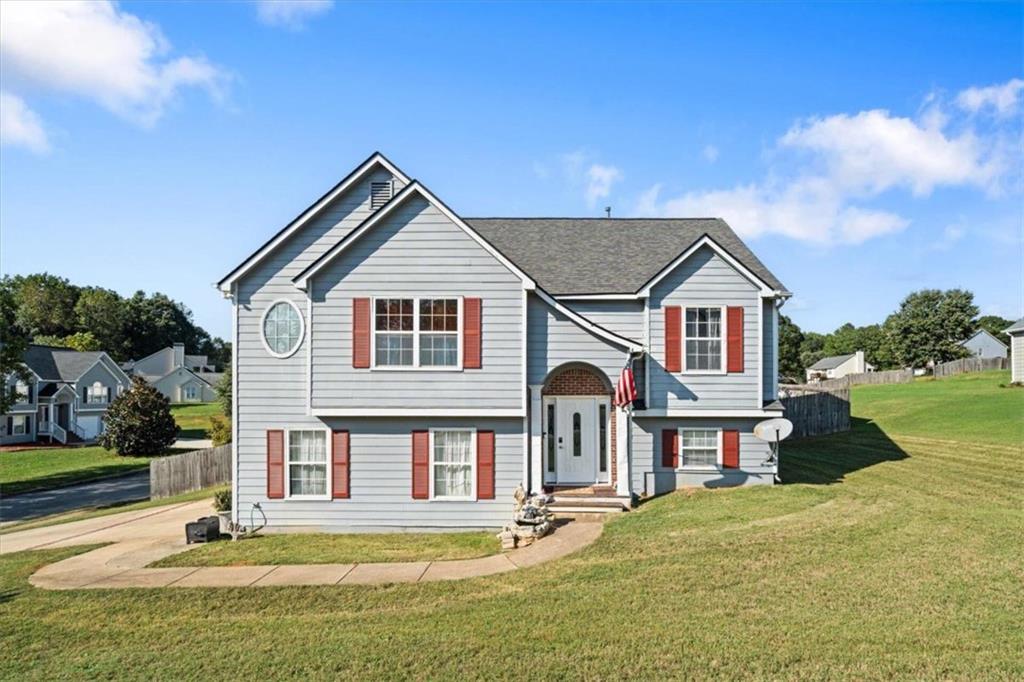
left=370, top=181, right=393, bottom=210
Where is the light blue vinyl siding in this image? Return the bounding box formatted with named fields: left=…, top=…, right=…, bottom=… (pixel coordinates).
left=235, top=417, right=522, bottom=530
left=631, top=417, right=774, bottom=493
left=562, top=300, right=644, bottom=342
left=1011, top=335, right=1024, bottom=383
left=310, top=195, right=524, bottom=410
left=527, top=294, right=630, bottom=388
left=75, top=361, right=128, bottom=413
left=647, top=245, right=761, bottom=410
left=762, top=299, right=776, bottom=400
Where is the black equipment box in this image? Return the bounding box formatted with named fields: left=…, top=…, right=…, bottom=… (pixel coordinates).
left=185, top=516, right=221, bottom=543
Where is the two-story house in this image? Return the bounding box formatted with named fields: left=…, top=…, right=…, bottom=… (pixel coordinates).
left=123, top=342, right=223, bottom=403
left=218, top=153, right=790, bottom=531
left=1, top=345, right=133, bottom=446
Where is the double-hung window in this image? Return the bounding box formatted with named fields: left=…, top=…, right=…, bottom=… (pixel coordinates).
left=287, top=429, right=328, bottom=497
left=374, top=297, right=461, bottom=369
left=679, top=428, right=721, bottom=468
left=431, top=429, right=475, bottom=500
left=685, top=307, right=724, bottom=372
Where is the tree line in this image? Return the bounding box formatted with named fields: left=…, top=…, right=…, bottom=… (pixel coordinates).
left=777, top=288, right=1014, bottom=381
left=0, top=273, right=229, bottom=367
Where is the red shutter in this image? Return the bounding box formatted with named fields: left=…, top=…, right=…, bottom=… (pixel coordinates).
left=463, top=298, right=482, bottom=369
left=727, top=306, right=744, bottom=373
left=665, top=306, right=682, bottom=372
left=411, top=430, right=430, bottom=499
left=723, top=429, right=740, bottom=468
left=352, top=298, right=371, bottom=369
left=661, top=429, right=678, bottom=468
left=476, top=430, right=495, bottom=499
left=267, top=429, right=285, bottom=499
left=332, top=430, right=350, bottom=499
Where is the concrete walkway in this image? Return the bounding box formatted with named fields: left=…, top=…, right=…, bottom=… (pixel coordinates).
left=1, top=499, right=602, bottom=590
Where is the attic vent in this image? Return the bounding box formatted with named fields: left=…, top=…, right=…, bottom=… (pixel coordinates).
left=370, top=181, right=393, bottom=210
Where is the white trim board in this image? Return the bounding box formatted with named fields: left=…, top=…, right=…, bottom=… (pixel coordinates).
left=638, top=234, right=784, bottom=298
left=218, top=152, right=411, bottom=293
left=311, top=408, right=525, bottom=417
left=633, top=408, right=784, bottom=418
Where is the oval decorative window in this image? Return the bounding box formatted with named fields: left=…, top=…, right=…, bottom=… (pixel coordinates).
left=261, top=300, right=304, bottom=358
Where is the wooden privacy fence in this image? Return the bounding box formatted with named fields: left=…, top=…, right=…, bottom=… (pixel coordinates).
left=151, top=444, right=231, bottom=499
left=780, top=379, right=851, bottom=439
left=815, top=368, right=914, bottom=390
left=933, top=356, right=1007, bottom=378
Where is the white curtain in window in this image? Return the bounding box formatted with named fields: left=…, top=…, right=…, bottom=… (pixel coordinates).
left=433, top=430, right=472, bottom=498
left=288, top=430, right=327, bottom=496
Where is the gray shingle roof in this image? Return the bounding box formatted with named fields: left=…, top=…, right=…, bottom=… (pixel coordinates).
left=807, top=353, right=856, bottom=371
left=1005, top=318, right=1024, bottom=334
left=23, top=345, right=105, bottom=381
left=464, top=218, right=788, bottom=296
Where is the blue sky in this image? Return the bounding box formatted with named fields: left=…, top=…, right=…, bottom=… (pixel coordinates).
left=2, top=1, right=1021, bottom=340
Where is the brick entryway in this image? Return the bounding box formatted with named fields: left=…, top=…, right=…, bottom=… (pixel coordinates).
left=542, top=365, right=616, bottom=488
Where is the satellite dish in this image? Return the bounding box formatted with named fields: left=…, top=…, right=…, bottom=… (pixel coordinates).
left=754, top=418, right=793, bottom=442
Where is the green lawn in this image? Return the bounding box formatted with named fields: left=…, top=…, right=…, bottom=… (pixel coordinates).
left=170, top=402, right=221, bottom=439
left=1, top=372, right=1021, bottom=679
left=153, top=531, right=498, bottom=567
left=0, top=446, right=153, bottom=496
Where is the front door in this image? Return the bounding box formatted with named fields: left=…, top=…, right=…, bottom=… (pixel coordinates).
left=555, top=397, right=598, bottom=483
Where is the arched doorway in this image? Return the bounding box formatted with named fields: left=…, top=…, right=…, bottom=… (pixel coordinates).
left=541, top=363, right=615, bottom=488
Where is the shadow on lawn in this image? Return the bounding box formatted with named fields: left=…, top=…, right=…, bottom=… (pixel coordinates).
left=781, top=417, right=908, bottom=486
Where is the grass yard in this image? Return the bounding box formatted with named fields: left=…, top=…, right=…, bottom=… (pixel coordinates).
left=170, top=402, right=221, bottom=439
left=0, top=446, right=153, bottom=496
left=153, top=531, right=498, bottom=567
left=1, top=371, right=1021, bottom=679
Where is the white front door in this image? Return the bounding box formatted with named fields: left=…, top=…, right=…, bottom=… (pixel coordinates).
left=555, top=397, right=598, bottom=483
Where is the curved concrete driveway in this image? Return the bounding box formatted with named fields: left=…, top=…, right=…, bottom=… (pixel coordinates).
left=1, top=499, right=602, bottom=589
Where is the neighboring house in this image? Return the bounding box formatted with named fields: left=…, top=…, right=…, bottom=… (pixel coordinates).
left=1006, top=319, right=1024, bottom=383
left=1, top=345, right=133, bottom=445
left=124, top=343, right=222, bottom=403
left=217, top=152, right=791, bottom=531
left=805, top=351, right=873, bottom=382
left=958, top=329, right=1008, bottom=359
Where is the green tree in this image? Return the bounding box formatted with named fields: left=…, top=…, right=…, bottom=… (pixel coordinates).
left=9, top=273, right=79, bottom=338
left=777, top=314, right=805, bottom=381
left=75, top=287, right=128, bottom=360
left=975, top=315, right=1014, bottom=347
left=33, top=331, right=103, bottom=352
left=215, top=366, right=232, bottom=417
left=821, top=322, right=897, bottom=369
left=99, top=377, right=179, bottom=455
left=0, top=278, right=31, bottom=414
left=799, top=331, right=827, bottom=376
left=884, top=289, right=978, bottom=368
left=122, top=292, right=205, bottom=361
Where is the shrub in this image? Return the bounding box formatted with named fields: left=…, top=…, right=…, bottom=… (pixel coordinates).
left=213, top=488, right=232, bottom=512
left=210, top=415, right=232, bottom=446
left=215, top=367, right=231, bottom=417
left=99, top=377, right=179, bottom=455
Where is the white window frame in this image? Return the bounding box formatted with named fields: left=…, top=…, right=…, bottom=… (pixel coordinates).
left=260, top=299, right=305, bottom=359
left=682, top=305, right=727, bottom=375
left=86, top=381, right=107, bottom=405
left=428, top=427, right=476, bottom=501
left=371, top=296, right=463, bottom=371
left=11, top=415, right=28, bottom=435
left=183, top=383, right=199, bottom=401
left=283, top=427, right=333, bottom=501
left=677, top=427, right=723, bottom=470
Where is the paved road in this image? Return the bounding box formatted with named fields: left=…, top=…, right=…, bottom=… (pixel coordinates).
left=0, top=470, right=151, bottom=524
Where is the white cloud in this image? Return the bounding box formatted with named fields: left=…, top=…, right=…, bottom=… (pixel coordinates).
left=555, top=151, right=623, bottom=208
left=0, top=1, right=228, bottom=128
left=702, top=144, right=719, bottom=163
left=930, top=221, right=967, bottom=251
left=585, top=164, right=623, bottom=207
left=255, top=0, right=333, bottom=29
left=780, top=109, right=1004, bottom=196
left=957, top=78, right=1024, bottom=117
left=0, top=91, right=49, bottom=153
left=635, top=79, right=1021, bottom=245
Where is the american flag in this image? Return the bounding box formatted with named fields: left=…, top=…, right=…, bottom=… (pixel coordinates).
left=614, top=366, right=637, bottom=408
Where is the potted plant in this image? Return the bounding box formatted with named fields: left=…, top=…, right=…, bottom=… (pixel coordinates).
left=213, top=489, right=232, bottom=533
